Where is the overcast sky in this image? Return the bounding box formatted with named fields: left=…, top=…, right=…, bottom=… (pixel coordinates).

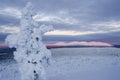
left=0, top=0, right=120, bottom=45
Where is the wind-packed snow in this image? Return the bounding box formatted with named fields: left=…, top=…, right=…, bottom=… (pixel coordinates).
left=0, top=47, right=120, bottom=80
left=5, top=2, right=53, bottom=80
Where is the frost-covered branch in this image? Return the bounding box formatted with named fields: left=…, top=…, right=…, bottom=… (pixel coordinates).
left=5, top=2, right=53, bottom=80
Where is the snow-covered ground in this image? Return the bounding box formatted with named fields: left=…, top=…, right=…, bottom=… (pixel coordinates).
left=0, top=47, right=120, bottom=80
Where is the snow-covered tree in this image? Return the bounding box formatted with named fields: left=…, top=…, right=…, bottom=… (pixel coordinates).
left=5, top=2, right=53, bottom=80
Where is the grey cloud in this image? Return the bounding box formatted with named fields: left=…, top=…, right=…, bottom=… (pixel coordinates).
left=0, top=31, right=119, bottom=45
left=1, top=0, right=120, bottom=20
left=0, top=14, right=19, bottom=25
left=0, top=0, right=119, bottom=20
left=43, top=31, right=120, bottom=45
left=0, top=33, right=8, bottom=42
left=93, top=0, right=120, bottom=19
left=0, top=0, right=27, bottom=8
left=0, top=0, right=120, bottom=42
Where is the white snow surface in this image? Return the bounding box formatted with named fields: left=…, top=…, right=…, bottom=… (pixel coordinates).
left=0, top=47, right=120, bottom=80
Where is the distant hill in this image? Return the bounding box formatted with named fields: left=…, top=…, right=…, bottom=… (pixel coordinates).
left=0, top=47, right=16, bottom=54
left=47, top=45, right=112, bottom=49
left=0, top=47, right=16, bottom=59
left=113, top=45, right=120, bottom=48
left=0, top=45, right=118, bottom=56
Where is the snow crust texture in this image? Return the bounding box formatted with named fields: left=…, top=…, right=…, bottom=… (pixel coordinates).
left=0, top=48, right=120, bottom=80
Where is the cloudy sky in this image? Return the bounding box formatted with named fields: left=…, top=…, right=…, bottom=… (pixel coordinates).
left=0, top=0, right=120, bottom=47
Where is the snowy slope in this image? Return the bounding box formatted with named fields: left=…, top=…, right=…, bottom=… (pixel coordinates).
left=0, top=47, right=120, bottom=80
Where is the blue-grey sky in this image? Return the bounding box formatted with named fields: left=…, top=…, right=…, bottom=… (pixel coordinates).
left=0, top=0, right=120, bottom=45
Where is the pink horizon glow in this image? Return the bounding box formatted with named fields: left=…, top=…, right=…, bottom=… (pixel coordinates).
left=46, top=41, right=112, bottom=47
left=0, top=43, right=8, bottom=48
left=0, top=41, right=112, bottom=48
